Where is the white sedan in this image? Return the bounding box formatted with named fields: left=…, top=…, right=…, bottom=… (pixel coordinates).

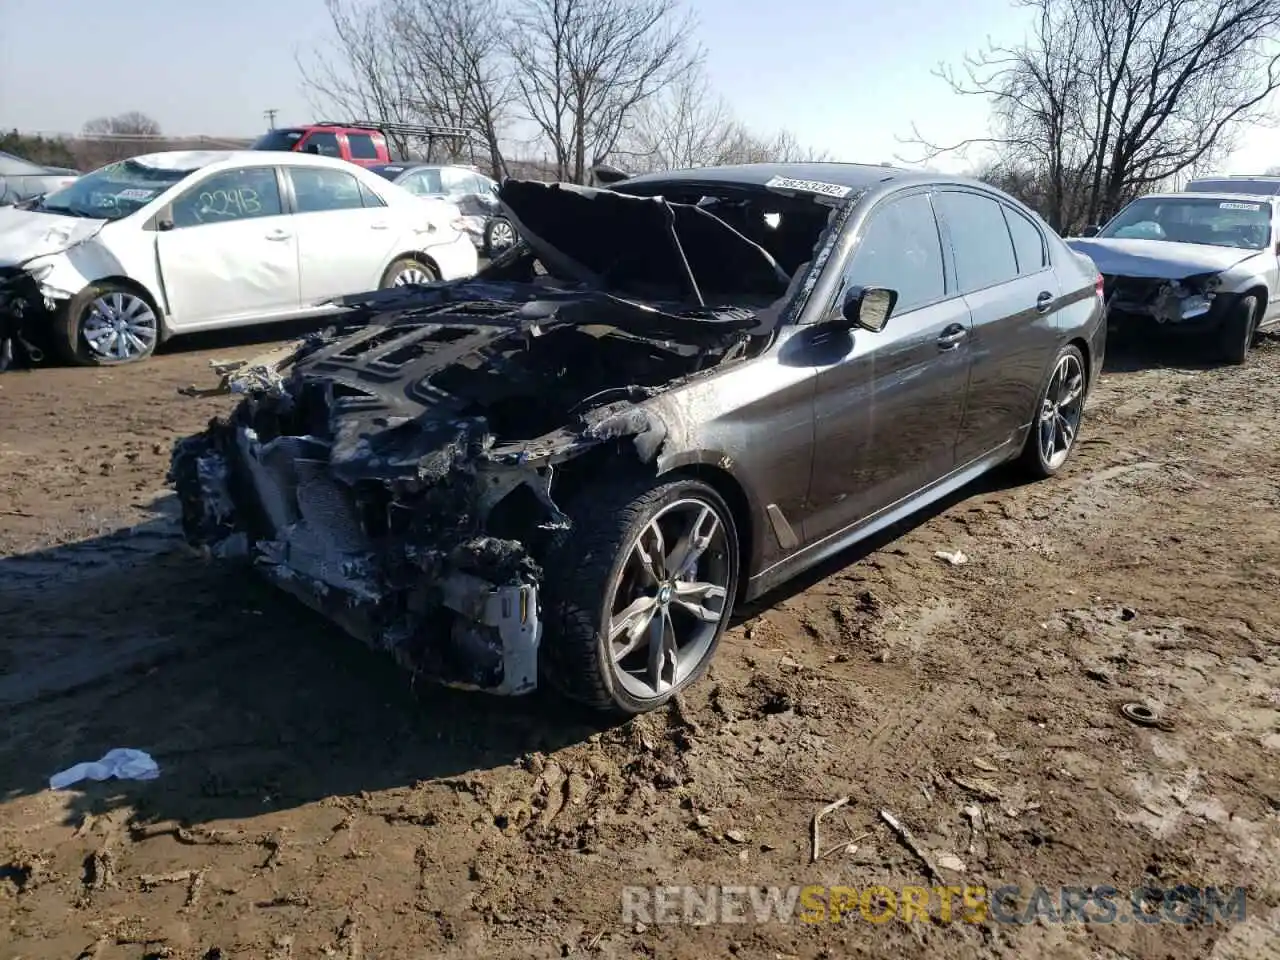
left=0, top=150, right=478, bottom=365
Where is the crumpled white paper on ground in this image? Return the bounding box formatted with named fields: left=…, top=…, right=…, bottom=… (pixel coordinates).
left=49, top=748, right=160, bottom=790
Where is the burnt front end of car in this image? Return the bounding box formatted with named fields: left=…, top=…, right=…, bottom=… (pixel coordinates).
left=167, top=276, right=759, bottom=696
left=168, top=336, right=555, bottom=696
left=1102, top=271, right=1222, bottom=332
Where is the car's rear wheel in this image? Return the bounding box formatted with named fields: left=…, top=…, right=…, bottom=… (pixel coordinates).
left=1217, top=293, right=1257, bottom=366
left=379, top=257, right=438, bottom=288
left=541, top=476, right=739, bottom=714
left=483, top=217, right=517, bottom=257
left=54, top=282, right=161, bottom=366
left=1018, top=343, right=1087, bottom=479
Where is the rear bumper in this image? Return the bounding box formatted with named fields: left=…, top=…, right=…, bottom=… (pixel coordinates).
left=429, top=232, right=481, bottom=280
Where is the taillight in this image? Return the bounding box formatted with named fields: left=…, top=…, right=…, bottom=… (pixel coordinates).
left=1095, top=273, right=1105, bottom=300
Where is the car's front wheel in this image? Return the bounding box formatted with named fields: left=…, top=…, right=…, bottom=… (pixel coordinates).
left=1018, top=343, right=1087, bottom=479
left=541, top=476, right=740, bottom=714
left=1217, top=293, right=1258, bottom=366
left=54, top=282, right=161, bottom=366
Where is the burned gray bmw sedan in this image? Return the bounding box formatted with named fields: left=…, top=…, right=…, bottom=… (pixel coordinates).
left=170, top=163, right=1106, bottom=714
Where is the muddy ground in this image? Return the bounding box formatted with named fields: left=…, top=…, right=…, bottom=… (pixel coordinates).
left=1, top=324, right=1278, bottom=960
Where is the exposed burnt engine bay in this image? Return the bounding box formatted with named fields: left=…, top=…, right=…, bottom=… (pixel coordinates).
left=170, top=179, right=830, bottom=695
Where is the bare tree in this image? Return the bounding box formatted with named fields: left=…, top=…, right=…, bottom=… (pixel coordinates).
left=901, top=0, right=1280, bottom=232
left=617, top=67, right=741, bottom=170
left=389, top=0, right=516, bottom=176
left=296, top=0, right=418, bottom=154
left=81, top=112, right=162, bottom=137
left=509, top=0, right=700, bottom=183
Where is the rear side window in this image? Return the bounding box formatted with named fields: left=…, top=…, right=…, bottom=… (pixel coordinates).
left=358, top=180, right=386, bottom=207
left=1003, top=205, right=1048, bottom=274
left=288, top=167, right=365, bottom=213
left=936, top=191, right=1018, bottom=293
left=843, top=192, right=947, bottom=315
left=347, top=133, right=378, bottom=160
left=301, top=132, right=341, bottom=158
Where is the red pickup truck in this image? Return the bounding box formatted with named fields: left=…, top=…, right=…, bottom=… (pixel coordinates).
left=249, top=123, right=391, bottom=168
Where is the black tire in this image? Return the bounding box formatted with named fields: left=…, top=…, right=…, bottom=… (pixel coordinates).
left=540, top=475, right=740, bottom=714
left=1017, top=343, right=1087, bottom=479
left=1217, top=294, right=1257, bottom=366
left=379, top=256, right=438, bottom=289
left=483, top=217, right=517, bottom=257
left=54, top=281, right=161, bottom=366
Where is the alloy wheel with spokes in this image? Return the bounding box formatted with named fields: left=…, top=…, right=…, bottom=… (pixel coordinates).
left=485, top=217, right=517, bottom=255
left=380, top=256, right=439, bottom=290
left=82, top=292, right=159, bottom=362
left=1020, top=344, right=1087, bottom=477
left=54, top=282, right=163, bottom=366
left=541, top=477, right=740, bottom=714
left=607, top=498, right=732, bottom=701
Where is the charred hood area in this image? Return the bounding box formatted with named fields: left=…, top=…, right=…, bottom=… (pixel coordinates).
left=168, top=178, right=828, bottom=695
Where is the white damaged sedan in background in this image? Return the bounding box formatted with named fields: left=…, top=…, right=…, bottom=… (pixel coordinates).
left=1067, top=191, right=1280, bottom=364
left=0, top=150, right=478, bottom=370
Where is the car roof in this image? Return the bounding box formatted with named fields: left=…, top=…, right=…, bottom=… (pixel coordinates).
left=123, top=150, right=371, bottom=176
left=617, top=161, right=938, bottom=192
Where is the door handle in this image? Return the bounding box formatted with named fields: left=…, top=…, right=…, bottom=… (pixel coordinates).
left=1035, top=290, right=1054, bottom=313
left=370, top=221, right=389, bottom=230
left=265, top=229, right=291, bottom=241
left=937, top=324, right=967, bottom=350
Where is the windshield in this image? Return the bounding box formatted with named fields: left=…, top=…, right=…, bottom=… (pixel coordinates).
left=1099, top=196, right=1272, bottom=250
left=251, top=129, right=305, bottom=152
left=37, top=159, right=189, bottom=220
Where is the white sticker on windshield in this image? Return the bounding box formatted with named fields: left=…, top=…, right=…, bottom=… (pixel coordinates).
left=764, top=176, right=853, bottom=198
left=117, top=188, right=157, bottom=201
left=1219, top=201, right=1261, bottom=210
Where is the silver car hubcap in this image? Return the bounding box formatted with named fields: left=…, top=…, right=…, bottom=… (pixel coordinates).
left=1039, top=352, right=1085, bottom=470
left=393, top=265, right=432, bottom=286
left=489, top=220, right=515, bottom=250
left=82, top=293, right=158, bottom=361
left=607, top=498, right=731, bottom=700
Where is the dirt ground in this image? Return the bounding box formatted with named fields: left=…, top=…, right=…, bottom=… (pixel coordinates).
left=1, top=324, right=1278, bottom=960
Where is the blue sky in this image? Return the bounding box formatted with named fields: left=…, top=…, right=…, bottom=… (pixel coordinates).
left=3, top=0, right=1279, bottom=173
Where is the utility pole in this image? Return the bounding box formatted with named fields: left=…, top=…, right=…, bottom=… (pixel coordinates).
left=263, top=108, right=278, bottom=130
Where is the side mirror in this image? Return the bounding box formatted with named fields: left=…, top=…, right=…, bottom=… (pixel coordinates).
left=1081, top=224, right=1100, bottom=237
left=839, top=285, right=897, bottom=333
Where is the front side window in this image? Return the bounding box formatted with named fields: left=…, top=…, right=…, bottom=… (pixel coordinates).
left=441, top=167, right=476, bottom=198
left=300, top=132, right=341, bottom=158
left=170, top=167, right=284, bottom=228
left=842, top=192, right=946, bottom=315
left=935, top=191, right=1019, bottom=293
left=1099, top=196, right=1272, bottom=250
left=37, top=159, right=188, bottom=221
left=287, top=167, right=365, bottom=214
